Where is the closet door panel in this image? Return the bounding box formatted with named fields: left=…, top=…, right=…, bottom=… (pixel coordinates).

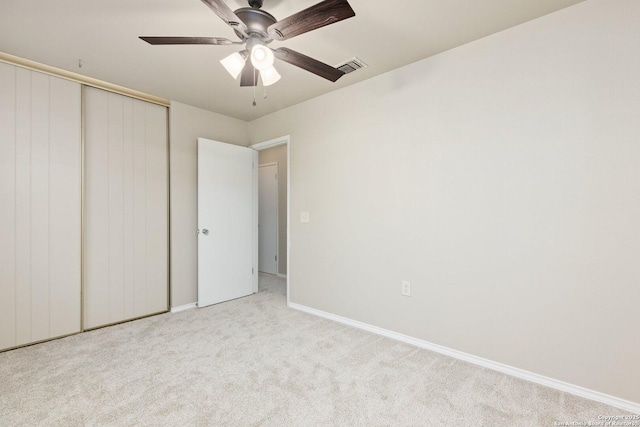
left=49, top=78, right=82, bottom=337
left=15, top=67, right=33, bottom=345
left=0, top=64, right=81, bottom=350
left=122, top=98, right=135, bottom=320
left=144, top=104, right=168, bottom=314
left=132, top=100, right=147, bottom=318
left=107, top=93, right=125, bottom=322
left=0, top=63, right=17, bottom=350
left=29, top=72, right=52, bottom=342
left=84, top=87, right=168, bottom=329
left=84, top=88, right=110, bottom=328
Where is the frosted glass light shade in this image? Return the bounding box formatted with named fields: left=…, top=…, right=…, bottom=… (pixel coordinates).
left=251, top=45, right=274, bottom=71
left=260, top=66, right=281, bottom=86
left=220, top=52, right=246, bottom=79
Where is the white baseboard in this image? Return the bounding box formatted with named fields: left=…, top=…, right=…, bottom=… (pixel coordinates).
left=170, top=302, right=197, bottom=313
left=277, top=273, right=287, bottom=279
left=288, top=302, right=640, bottom=414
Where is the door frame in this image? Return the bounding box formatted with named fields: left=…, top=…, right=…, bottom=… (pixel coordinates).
left=249, top=135, right=290, bottom=305
left=258, top=162, right=279, bottom=275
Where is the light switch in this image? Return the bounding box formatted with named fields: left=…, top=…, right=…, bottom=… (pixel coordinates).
left=402, top=281, right=411, bottom=297
left=300, top=212, right=310, bottom=223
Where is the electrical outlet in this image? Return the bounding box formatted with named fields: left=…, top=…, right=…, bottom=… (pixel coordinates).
left=402, top=281, right=411, bottom=297
left=300, top=212, right=310, bottom=223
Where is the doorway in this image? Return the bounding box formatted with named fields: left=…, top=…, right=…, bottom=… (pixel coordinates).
left=250, top=136, right=290, bottom=301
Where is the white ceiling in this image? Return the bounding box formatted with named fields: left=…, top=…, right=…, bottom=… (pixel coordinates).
left=0, top=0, right=584, bottom=121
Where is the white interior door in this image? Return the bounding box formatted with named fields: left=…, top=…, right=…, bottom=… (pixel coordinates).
left=198, top=138, right=258, bottom=308
left=259, top=163, right=278, bottom=274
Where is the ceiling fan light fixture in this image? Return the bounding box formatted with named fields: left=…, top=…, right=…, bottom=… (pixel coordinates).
left=220, top=52, right=246, bottom=79
left=260, top=65, right=281, bottom=86
left=141, top=0, right=357, bottom=88
left=250, top=44, right=274, bottom=71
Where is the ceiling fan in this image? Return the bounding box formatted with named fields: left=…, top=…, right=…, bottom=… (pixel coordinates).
left=140, top=0, right=356, bottom=88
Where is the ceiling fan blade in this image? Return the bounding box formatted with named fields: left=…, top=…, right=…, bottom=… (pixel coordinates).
left=240, top=62, right=258, bottom=87
left=139, top=36, right=234, bottom=45
left=200, top=0, right=248, bottom=35
left=273, top=48, right=345, bottom=82
left=268, top=0, right=355, bottom=41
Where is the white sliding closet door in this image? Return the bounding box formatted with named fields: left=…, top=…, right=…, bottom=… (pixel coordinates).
left=84, top=87, right=168, bottom=329
left=0, top=63, right=82, bottom=351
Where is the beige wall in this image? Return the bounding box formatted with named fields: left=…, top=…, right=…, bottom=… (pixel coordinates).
left=248, top=0, right=640, bottom=404
left=169, top=101, right=248, bottom=307
left=259, top=145, right=288, bottom=276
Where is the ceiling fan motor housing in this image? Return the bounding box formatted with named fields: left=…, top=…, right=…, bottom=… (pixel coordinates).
left=248, top=0, right=263, bottom=8
left=234, top=7, right=277, bottom=39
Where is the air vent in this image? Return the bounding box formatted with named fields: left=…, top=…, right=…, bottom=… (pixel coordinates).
left=336, top=57, right=368, bottom=74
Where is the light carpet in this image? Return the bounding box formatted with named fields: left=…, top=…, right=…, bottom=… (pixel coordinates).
left=0, top=274, right=624, bottom=426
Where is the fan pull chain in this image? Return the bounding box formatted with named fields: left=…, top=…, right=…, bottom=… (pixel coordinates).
left=252, top=68, right=257, bottom=107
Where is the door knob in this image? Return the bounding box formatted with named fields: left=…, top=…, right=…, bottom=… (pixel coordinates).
left=202, top=229, right=209, bottom=235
